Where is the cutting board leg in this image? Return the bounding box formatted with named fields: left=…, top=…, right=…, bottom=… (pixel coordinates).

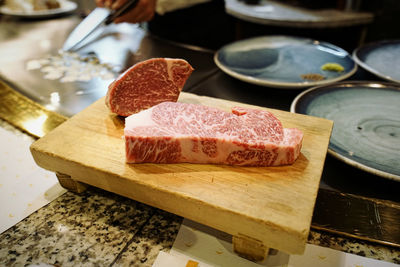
left=56, top=172, right=88, bottom=193
left=232, top=234, right=269, bottom=262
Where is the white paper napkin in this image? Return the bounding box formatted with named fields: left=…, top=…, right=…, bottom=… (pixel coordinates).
left=152, top=219, right=397, bottom=267
left=0, top=126, right=66, bottom=234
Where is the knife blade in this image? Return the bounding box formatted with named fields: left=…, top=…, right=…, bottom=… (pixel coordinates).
left=63, top=0, right=139, bottom=52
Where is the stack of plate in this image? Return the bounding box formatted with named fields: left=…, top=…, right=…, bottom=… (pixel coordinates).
left=290, top=81, right=400, bottom=181
left=214, top=36, right=400, bottom=181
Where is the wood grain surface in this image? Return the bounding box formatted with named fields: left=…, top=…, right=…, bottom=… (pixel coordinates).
left=30, top=92, right=333, bottom=255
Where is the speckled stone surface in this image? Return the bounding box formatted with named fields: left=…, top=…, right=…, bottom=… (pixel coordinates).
left=308, top=229, right=400, bottom=264
left=0, top=119, right=399, bottom=266
left=114, top=211, right=182, bottom=266
left=0, top=186, right=181, bottom=267
left=1, top=185, right=399, bottom=266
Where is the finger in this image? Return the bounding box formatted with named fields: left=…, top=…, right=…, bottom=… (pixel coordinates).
left=95, top=0, right=105, bottom=7
left=140, top=0, right=156, bottom=21
left=104, top=0, right=113, bottom=8
left=114, top=10, right=153, bottom=23
left=111, top=0, right=128, bottom=10
left=113, top=2, right=141, bottom=23
left=134, top=6, right=155, bottom=22
left=137, top=0, right=156, bottom=21
left=114, top=12, right=135, bottom=23
left=114, top=0, right=155, bottom=23
left=115, top=7, right=144, bottom=23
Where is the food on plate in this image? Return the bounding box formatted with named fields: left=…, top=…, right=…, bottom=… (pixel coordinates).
left=124, top=102, right=303, bottom=166
left=300, top=73, right=325, bottom=81
left=106, top=58, right=194, bottom=117
left=321, top=62, right=345, bottom=72
left=32, top=0, right=59, bottom=10
left=5, top=0, right=60, bottom=11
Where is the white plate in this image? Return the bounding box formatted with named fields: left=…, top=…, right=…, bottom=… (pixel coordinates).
left=0, top=0, right=77, bottom=18
left=214, top=35, right=357, bottom=89
left=291, top=81, right=400, bottom=182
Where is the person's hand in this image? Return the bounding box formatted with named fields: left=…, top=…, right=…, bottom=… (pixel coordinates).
left=95, top=0, right=157, bottom=23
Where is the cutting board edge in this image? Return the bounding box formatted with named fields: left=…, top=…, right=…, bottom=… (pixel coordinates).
left=30, top=142, right=308, bottom=255
left=28, top=92, right=334, bottom=256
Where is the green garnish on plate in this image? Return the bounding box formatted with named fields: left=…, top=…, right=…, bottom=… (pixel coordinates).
left=321, top=63, right=345, bottom=72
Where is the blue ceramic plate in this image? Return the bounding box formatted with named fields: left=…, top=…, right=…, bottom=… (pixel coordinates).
left=291, top=81, right=400, bottom=181
left=214, top=36, right=357, bottom=89
left=353, top=40, right=400, bottom=84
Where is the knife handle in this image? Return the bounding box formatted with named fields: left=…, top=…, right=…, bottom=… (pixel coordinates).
left=105, top=0, right=140, bottom=25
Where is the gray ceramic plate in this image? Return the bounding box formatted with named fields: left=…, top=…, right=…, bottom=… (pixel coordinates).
left=291, top=81, right=400, bottom=181
left=0, top=0, right=77, bottom=18
left=353, top=40, right=400, bottom=84
left=214, top=35, right=357, bottom=89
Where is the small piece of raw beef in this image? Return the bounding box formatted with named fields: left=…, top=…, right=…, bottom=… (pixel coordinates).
left=106, top=58, right=194, bottom=116
left=124, top=102, right=303, bottom=166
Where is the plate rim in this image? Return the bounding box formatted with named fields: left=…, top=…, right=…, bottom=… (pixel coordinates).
left=214, top=35, right=357, bottom=89
left=353, top=39, right=400, bottom=84
left=0, top=0, right=77, bottom=18
left=290, top=80, right=400, bottom=182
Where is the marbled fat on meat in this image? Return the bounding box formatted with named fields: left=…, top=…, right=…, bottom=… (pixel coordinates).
left=124, top=102, right=303, bottom=166
left=106, top=58, right=194, bottom=116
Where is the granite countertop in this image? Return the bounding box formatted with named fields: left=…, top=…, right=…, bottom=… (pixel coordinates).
left=0, top=119, right=399, bottom=266
left=1, top=186, right=181, bottom=266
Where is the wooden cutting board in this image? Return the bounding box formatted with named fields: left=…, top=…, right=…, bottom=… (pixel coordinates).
left=30, top=92, right=332, bottom=257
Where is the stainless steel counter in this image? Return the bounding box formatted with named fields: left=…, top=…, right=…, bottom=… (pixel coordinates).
left=0, top=14, right=218, bottom=117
